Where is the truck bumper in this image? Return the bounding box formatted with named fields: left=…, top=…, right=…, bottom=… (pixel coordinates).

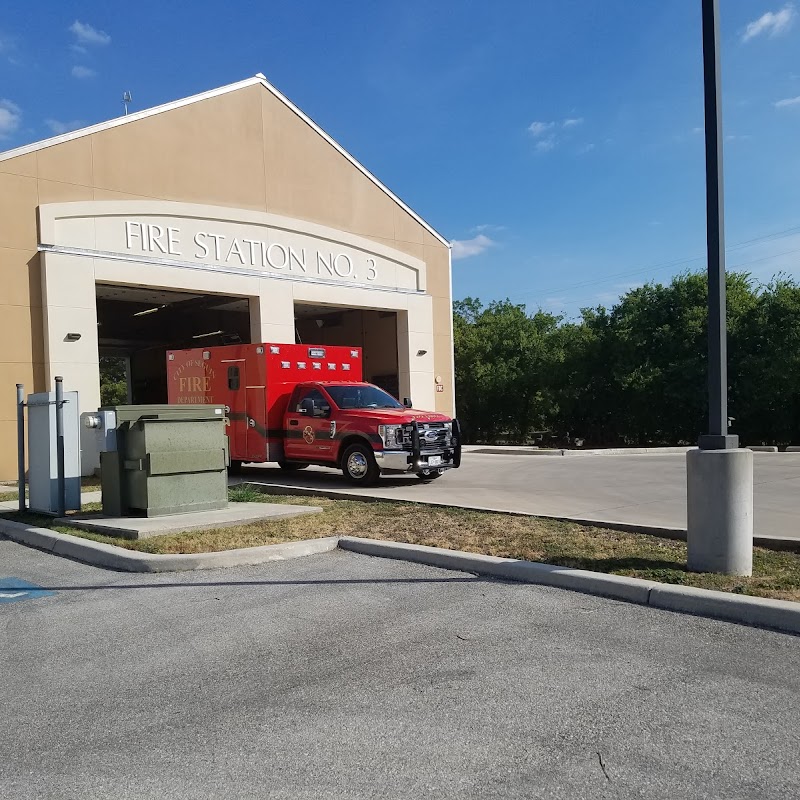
left=374, top=449, right=458, bottom=473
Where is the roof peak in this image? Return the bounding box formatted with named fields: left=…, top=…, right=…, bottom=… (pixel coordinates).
left=0, top=74, right=449, bottom=247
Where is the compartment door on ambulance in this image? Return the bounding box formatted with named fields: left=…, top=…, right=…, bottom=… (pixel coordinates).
left=284, top=387, right=335, bottom=463
left=246, top=386, right=267, bottom=462
left=223, top=361, right=248, bottom=460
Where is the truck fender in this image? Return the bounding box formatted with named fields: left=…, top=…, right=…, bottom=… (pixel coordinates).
left=336, top=433, right=376, bottom=467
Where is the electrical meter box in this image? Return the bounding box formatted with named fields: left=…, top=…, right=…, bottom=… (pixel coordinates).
left=27, top=390, right=81, bottom=514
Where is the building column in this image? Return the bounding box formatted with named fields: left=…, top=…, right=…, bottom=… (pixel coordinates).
left=41, top=251, right=101, bottom=415
left=400, top=294, right=435, bottom=411
left=249, top=277, right=296, bottom=344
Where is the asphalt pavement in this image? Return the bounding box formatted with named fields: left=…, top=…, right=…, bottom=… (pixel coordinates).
left=238, top=450, right=800, bottom=540
left=2, top=537, right=799, bottom=799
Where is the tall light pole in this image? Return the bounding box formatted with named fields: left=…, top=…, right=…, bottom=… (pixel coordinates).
left=686, top=0, right=753, bottom=575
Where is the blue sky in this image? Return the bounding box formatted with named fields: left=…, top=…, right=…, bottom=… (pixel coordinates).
left=1, top=1, right=799, bottom=318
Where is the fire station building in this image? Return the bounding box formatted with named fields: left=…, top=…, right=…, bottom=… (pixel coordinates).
left=0, top=74, right=454, bottom=480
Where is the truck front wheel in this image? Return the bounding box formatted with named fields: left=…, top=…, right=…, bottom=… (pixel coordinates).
left=341, top=443, right=380, bottom=486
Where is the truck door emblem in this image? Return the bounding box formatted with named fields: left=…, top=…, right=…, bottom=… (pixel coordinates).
left=303, top=426, right=315, bottom=444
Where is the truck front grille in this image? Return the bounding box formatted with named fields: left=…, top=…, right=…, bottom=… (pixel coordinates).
left=401, top=422, right=451, bottom=451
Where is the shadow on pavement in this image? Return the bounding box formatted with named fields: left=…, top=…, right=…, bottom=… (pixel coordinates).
left=14, top=575, right=484, bottom=592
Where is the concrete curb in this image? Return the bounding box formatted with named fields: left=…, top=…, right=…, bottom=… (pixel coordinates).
left=2, top=514, right=799, bottom=634
left=338, top=537, right=657, bottom=604
left=338, top=537, right=800, bottom=636
left=241, top=481, right=800, bottom=553
left=0, top=516, right=338, bottom=572
left=464, top=446, right=696, bottom=457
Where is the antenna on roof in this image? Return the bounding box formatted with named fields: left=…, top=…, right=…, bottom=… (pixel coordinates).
left=122, top=91, right=132, bottom=116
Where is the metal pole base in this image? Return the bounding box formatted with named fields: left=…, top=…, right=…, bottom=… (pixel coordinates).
left=686, top=448, right=753, bottom=576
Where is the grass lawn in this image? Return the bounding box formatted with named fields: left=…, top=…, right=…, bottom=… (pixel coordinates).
left=0, top=475, right=101, bottom=503
left=2, top=484, right=799, bottom=602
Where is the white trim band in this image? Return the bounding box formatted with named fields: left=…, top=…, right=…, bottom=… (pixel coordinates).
left=38, top=243, right=426, bottom=296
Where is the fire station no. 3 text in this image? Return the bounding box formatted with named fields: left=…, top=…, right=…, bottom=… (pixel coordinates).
left=124, top=221, right=378, bottom=281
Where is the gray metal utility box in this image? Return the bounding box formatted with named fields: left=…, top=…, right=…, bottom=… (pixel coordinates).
left=99, top=405, right=228, bottom=517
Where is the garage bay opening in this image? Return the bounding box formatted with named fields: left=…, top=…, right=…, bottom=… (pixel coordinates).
left=96, top=284, right=251, bottom=405
left=294, top=303, right=400, bottom=400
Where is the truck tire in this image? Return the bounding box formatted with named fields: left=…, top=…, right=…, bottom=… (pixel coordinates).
left=341, top=442, right=380, bottom=486
left=416, top=469, right=443, bottom=481
left=278, top=460, right=308, bottom=471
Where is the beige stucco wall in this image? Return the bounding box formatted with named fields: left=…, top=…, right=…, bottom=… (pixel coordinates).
left=0, top=82, right=453, bottom=480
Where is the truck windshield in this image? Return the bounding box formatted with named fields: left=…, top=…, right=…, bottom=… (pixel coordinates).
left=326, top=385, right=403, bottom=410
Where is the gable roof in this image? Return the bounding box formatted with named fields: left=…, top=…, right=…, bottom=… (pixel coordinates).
left=0, top=74, right=449, bottom=247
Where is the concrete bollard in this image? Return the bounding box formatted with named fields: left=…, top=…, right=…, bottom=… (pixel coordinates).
left=686, top=448, right=753, bottom=576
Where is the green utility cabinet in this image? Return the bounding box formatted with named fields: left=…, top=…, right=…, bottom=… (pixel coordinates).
left=99, top=405, right=228, bottom=517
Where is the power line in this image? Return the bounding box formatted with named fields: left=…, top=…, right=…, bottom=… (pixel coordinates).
left=508, top=223, right=800, bottom=302
left=542, top=245, right=800, bottom=318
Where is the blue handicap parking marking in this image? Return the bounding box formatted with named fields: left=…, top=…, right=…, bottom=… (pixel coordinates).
left=0, top=577, right=55, bottom=604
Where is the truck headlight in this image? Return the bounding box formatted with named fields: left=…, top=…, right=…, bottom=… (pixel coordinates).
left=378, top=424, right=403, bottom=449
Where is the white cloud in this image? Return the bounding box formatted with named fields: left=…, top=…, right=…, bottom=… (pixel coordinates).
left=70, top=44, right=88, bottom=56
left=692, top=126, right=704, bottom=134
left=742, top=5, right=796, bottom=42
left=775, top=95, right=800, bottom=107
left=578, top=142, right=596, bottom=154
left=45, top=118, right=86, bottom=135
left=528, top=121, right=555, bottom=137
left=69, top=20, right=111, bottom=46
left=473, top=223, right=506, bottom=234
left=71, top=65, right=96, bottom=79
left=451, top=234, right=495, bottom=260
left=528, top=117, right=585, bottom=153
left=0, top=99, right=21, bottom=138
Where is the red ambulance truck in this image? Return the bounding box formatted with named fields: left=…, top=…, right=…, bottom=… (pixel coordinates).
left=166, top=343, right=461, bottom=485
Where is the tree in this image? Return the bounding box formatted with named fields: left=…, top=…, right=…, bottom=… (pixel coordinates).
left=452, top=270, right=797, bottom=447
left=731, top=277, right=800, bottom=445
left=99, top=356, right=128, bottom=406
left=453, top=298, right=560, bottom=442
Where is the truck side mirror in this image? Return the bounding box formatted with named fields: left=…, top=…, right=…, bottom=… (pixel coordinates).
left=403, top=397, right=412, bottom=408
left=299, top=398, right=314, bottom=415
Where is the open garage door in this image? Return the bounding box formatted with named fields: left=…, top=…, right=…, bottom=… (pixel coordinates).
left=96, top=284, right=251, bottom=405
left=294, top=304, right=399, bottom=399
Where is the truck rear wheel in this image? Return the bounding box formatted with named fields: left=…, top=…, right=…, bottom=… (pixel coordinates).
left=341, top=443, right=380, bottom=486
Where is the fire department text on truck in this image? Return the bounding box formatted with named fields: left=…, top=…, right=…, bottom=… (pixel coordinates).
left=171, top=359, right=216, bottom=404
left=124, top=221, right=378, bottom=281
